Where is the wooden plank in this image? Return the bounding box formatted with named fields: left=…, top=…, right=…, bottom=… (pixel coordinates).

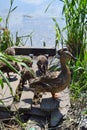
left=40, top=88, right=70, bottom=126
left=41, top=92, right=59, bottom=111
left=11, top=102, right=48, bottom=117
left=40, top=87, right=70, bottom=113
left=26, top=107, right=49, bottom=117
left=0, top=74, right=20, bottom=108
left=18, top=86, right=34, bottom=110
left=58, top=87, right=70, bottom=115
left=50, top=109, right=63, bottom=127
left=0, top=111, right=11, bottom=119
left=13, top=47, right=56, bottom=56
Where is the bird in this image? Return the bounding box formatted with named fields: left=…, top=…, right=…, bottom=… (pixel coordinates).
left=20, top=55, right=33, bottom=69
left=0, top=61, right=20, bottom=79
left=36, top=55, right=48, bottom=76
left=4, top=47, right=15, bottom=56
left=19, top=55, right=34, bottom=87
left=20, top=67, right=35, bottom=87
left=33, top=54, right=49, bottom=104
left=1, top=47, right=20, bottom=79
left=29, top=49, right=76, bottom=98
left=13, top=56, right=34, bottom=102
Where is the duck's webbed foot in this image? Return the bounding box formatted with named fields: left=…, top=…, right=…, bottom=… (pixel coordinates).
left=32, top=92, right=42, bottom=105
left=51, top=92, right=61, bottom=99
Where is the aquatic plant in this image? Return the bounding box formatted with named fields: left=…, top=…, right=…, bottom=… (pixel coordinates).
left=52, top=17, right=65, bottom=49
left=0, top=0, right=17, bottom=51
left=62, top=0, right=87, bottom=57
left=5, top=0, right=17, bottom=28
left=70, top=49, right=87, bottom=99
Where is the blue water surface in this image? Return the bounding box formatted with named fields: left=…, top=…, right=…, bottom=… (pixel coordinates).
left=0, top=0, right=65, bottom=47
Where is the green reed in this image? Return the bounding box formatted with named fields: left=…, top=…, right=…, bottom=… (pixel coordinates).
left=62, top=0, right=87, bottom=56
left=70, top=49, right=87, bottom=99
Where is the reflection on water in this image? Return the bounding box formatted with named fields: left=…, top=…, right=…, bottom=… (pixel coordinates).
left=0, top=0, right=65, bottom=47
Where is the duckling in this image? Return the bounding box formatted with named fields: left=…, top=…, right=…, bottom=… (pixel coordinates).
left=36, top=55, right=48, bottom=76
left=19, top=55, right=34, bottom=87
left=4, top=47, right=15, bottom=56
left=0, top=61, right=20, bottom=79
left=33, top=54, right=49, bottom=104
left=20, top=67, right=35, bottom=87
left=29, top=49, right=76, bottom=98
left=20, top=55, right=33, bottom=69
left=14, top=56, right=34, bottom=102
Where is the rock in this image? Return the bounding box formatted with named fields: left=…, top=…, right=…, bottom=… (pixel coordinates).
left=50, top=109, right=63, bottom=127
left=79, top=115, right=87, bottom=130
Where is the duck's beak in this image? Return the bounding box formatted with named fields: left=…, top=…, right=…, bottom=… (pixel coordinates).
left=64, top=51, right=77, bottom=61
left=66, top=51, right=77, bottom=61
left=71, top=56, right=77, bottom=61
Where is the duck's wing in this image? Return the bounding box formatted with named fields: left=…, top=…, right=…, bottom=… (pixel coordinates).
left=30, top=71, right=60, bottom=83
left=46, top=71, right=60, bottom=79
left=29, top=71, right=63, bottom=89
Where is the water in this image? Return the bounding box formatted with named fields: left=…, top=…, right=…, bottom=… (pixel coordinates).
left=0, top=0, right=65, bottom=47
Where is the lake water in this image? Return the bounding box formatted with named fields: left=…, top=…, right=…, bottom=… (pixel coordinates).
left=0, top=0, right=65, bottom=48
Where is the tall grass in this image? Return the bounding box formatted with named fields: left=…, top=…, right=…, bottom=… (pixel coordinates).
left=0, top=52, right=21, bottom=95
left=0, top=0, right=17, bottom=51
left=62, top=0, right=87, bottom=57
left=0, top=28, right=13, bottom=51
left=5, top=0, right=17, bottom=28
left=52, top=18, right=64, bottom=49
left=70, top=49, right=87, bottom=99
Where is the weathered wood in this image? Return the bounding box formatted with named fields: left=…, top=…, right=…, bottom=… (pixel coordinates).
left=0, top=55, right=70, bottom=127
left=26, top=107, right=49, bottom=117
left=41, top=92, right=59, bottom=111
left=50, top=109, right=63, bottom=127
left=40, top=88, right=70, bottom=114
left=0, top=111, right=11, bottom=119
left=0, top=74, right=20, bottom=108
left=18, top=86, right=34, bottom=110
left=40, top=88, right=70, bottom=126
left=26, top=115, right=48, bottom=130
left=58, top=87, right=70, bottom=115
left=13, top=47, right=56, bottom=56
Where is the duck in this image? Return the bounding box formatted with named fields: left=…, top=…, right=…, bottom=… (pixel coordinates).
left=19, top=54, right=48, bottom=87
left=4, top=47, right=15, bottom=56
left=20, top=67, right=35, bottom=87
left=14, top=56, right=34, bottom=102
left=20, top=55, right=33, bottom=69
left=19, top=55, right=34, bottom=86
left=1, top=47, right=20, bottom=79
left=0, top=61, right=20, bottom=79
left=33, top=54, right=49, bottom=104
left=29, top=49, right=76, bottom=98
left=36, top=55, right=48, bottom=76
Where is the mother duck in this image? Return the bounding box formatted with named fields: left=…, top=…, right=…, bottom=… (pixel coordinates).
left=29, top=49, right=76, bottom=98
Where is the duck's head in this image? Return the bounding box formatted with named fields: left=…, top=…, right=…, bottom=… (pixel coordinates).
left=56, top=48, right=77, bottom=62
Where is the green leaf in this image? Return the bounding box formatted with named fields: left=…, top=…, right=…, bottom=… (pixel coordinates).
left=0, top=56, right=20, bottom=75
left=11, top=6, right=18, bottom=12
left=19, top=62, right=35, bottom=77
left=45, top=0, right=55, bottom=13
left=0, top=70, right=13, bottom=96
left=0, top=17, right=2, bottom=22
left=0, top=78, right=4, bottom=89
left=0, top=99, right=4, bottom=105
left=10, top=0, right=14, bottom=6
